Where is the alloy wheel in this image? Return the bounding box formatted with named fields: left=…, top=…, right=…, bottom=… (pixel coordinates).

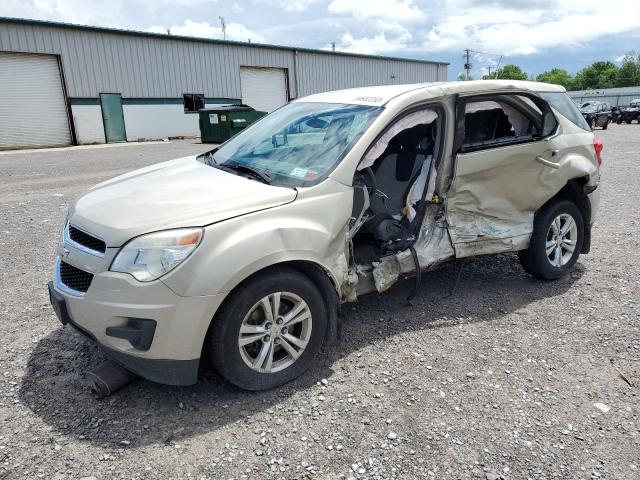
left=238, top=292, right=312, bottom=373
left=545, top=213, right=578, bottom=267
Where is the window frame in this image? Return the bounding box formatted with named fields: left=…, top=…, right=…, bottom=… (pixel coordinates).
left=183, top=93, right=205, bottom=113
left=454, top=92, right=558, bottom=155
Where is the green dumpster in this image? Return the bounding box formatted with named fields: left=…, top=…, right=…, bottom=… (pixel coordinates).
left=198, top=105, right=267, bottom=143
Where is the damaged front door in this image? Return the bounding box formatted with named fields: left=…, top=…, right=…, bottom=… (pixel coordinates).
left=446, top=93, right=565, bottom=257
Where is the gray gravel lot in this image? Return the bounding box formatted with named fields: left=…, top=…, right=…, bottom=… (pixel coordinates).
left=0, top=130, right=638, bottom=480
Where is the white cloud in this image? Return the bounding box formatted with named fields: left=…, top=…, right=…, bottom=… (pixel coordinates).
left=2, top=0, right=640, bottom=69
left=331, top=20, right=413, bottom=54
left=334, top=30, right=412, bottom=55
left=419, top=0, right=640, bottom=55
left=328, top=0, right=425, bottom=21
left=148, top=19, right=266, bottom=43
left=253, top=0, right=323, bottom=13
left=0, top=0, right=129, bottom=28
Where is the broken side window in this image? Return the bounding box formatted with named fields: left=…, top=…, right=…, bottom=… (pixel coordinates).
left=359, top=109, right=439, bottom=220
left=461, top=96, right=543, bottom=151
left=350, top=108, right=440, bottom=264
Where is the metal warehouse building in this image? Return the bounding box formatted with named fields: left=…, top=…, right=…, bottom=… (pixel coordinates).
left=0, top=17, right=448, bottom=150
left=568, top=86, right=640, bottom=107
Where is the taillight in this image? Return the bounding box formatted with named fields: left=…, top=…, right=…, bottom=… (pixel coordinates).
left=593, top=137, right=603, bottom=166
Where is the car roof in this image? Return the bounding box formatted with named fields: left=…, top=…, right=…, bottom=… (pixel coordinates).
left=298, top=80, right=566, bottom=106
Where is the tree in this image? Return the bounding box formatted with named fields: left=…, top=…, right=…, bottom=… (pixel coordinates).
left=615, top=51, right=640, bottom=87
left=536, top=68, right=575, bottom=90
left=573, top=61, right=618, bottom=90
left=482, top=64, right=528, bottom=81
left=457, top=73, right=473, bottom=81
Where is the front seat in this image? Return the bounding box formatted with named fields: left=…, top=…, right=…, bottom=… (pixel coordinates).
left=368, top=124, right=427, bottom=217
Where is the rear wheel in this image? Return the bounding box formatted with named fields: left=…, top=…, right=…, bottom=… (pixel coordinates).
left=208, top=268, right=327, bottom=391
left=602, top=118, right=609, bottom=130
left=519, top=199, right=584, bottom=280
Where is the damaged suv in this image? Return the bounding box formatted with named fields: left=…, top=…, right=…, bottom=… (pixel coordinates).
left=49, top=80, right=602, bottom=391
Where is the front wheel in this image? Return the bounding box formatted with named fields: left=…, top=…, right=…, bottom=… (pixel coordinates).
left=208, top=268, right=327, bottom=391
left=519, top=200, right=584, bottom=280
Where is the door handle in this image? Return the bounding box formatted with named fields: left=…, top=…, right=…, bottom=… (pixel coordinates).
left=535, top=151, right=560, bottom=169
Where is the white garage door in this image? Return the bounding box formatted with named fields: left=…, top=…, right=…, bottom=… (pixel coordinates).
left=240, top=67, right=288, bottom=113
left=0, top=52, right=71, bottom=149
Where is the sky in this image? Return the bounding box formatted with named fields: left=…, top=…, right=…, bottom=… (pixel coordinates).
left=1, top=0, right=639, bottom=80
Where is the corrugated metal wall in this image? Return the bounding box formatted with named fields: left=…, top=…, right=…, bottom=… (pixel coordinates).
left=295, top=51, right=443, bottom=97
left=0, top=20, right=447, bottom=100
left=568, top=86, right=640, bottom=106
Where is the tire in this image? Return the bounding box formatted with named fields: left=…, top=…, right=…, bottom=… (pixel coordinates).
left=617, top=117, right=623, bottom=124
left=208, top=267, right=327, bottom=391
left=626, top=119, right=632, bottom=124
left=602, top=118, right=609, bottom=130
left=519, top=199, right=584, bottom=280
left=589, top=118, right=596, bottom=129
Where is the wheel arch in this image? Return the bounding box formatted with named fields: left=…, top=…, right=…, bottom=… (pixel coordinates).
left=202, top=260, right=341, bottom=360
left=538, top=176, right=591, bottom=253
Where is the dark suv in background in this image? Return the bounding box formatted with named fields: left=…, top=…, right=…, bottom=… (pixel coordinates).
left=617, top=99, right=640, bottom=124
left=579, top=101, right=611, bottom=130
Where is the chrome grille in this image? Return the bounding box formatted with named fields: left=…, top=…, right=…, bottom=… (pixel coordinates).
left=59, top=260, right=93, bottom=293
left=68, top=225, right=106, bottom=254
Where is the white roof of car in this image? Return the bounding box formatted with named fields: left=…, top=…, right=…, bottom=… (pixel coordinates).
left=299, top=80, right=565, bottom=106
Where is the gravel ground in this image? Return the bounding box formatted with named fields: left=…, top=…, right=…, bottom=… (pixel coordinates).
left=0, top=130, right=638, bottom=480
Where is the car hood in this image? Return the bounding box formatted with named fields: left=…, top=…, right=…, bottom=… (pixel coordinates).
left=69, top=156, right=297, bottom=246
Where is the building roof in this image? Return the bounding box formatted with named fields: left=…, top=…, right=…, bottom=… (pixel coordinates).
left=0, top=16, right=449, bottom=66
left=300, top=80, right=565, bottom=106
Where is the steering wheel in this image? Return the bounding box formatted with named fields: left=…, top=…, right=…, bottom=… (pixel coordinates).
left=363, top=166, right=377, bottom=196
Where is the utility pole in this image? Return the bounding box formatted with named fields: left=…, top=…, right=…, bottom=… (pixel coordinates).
left=331, top=42, right=336, bottom=52
left=464, top=49, right=471, bottom=80
left=219, top=16, right=226, bottom=40
left=494, top=55, right=503, bottom=78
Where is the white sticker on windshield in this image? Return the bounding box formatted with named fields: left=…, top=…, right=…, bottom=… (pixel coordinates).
left=290, top=167, right=308, bottom=178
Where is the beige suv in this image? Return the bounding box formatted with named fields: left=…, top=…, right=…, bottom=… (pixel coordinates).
left=49, top=80, right=602, bottom=391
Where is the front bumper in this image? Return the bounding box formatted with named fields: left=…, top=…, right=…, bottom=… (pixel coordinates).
left=48, top=266, right=225, bottom=385
left=49, top=281, right=199, bottom=385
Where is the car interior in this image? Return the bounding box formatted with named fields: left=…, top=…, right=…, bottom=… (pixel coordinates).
left=351, top=110, right=440, bottom=264
left=349, top=96, right=548, bottom=266
left=459, top=97, right=542, bottom=151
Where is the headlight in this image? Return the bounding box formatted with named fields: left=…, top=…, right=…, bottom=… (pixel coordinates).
left=110, top=228, right=203, bottom=282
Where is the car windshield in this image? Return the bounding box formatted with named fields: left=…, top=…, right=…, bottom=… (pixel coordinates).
left=200, top=102, right=382, bottom=188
